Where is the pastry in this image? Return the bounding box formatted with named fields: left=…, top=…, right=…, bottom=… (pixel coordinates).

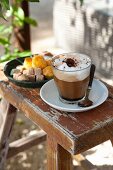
left=32, top=55, right=47, bottom=69
left=43, top=66, right=54, bottom=79
left=23, top=57, right=32, bottom=69
left=46, top=59, right=52, bottom=66
left=12, top=52, right=54, bottom=82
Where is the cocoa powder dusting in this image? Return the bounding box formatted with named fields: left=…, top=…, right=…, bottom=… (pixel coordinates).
left=65, top=58, right=78, bottom=67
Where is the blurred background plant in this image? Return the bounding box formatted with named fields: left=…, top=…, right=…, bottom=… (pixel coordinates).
left=0, top=0, right=84, bottom=63
left=0, top=0, right=39, bottom=63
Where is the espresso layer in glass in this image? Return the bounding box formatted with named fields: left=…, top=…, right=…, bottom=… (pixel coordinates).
left=54, top=76, right=89, bottom=101
left=52, top=53, right=91, bottom=102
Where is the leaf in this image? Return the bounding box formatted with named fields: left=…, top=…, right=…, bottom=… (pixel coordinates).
left=0, top=0, right=40, bottom=19
left=2, top=26, right=12, bottom=34
left=0, top=50, right=32, bottom=63
left=24, top=17, right=37, bottom=26
left=0, top=0, right=10, bottom=20
left=0, top=54, right=11, bottom=63
left=0, top=25, right=12, bottom=35
left=0, top=37, right=10, bottom=45
left=0, top=4, right=7, bottom=20
left=16, top=7, right=24, bottom=21
left=14, top=7, right=24, bottom=21
left=16, top=51, right=32, bottom=57
left=80, top=0, right=84, bottom=5
left=13, top=0, right=23, bottom=3
left=13, top=17, right=24, bottom=27
left=0, top=25, right=6, bottom=32
left=7, top=50, right=32, bottom=60
left=13, top=7, right=25, bottom=27
left=1, top=0, right=10, bottom=10
left=6, top=7, right=13, bottom=17
left=29, top=0, right=40, bottom=2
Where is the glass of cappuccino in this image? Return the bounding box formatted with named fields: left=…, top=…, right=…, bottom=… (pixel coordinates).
left=52, top=53, right=91, bottom=104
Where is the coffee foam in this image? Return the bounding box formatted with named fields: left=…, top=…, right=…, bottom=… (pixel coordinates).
left=52, top=54, right=91, bottom=82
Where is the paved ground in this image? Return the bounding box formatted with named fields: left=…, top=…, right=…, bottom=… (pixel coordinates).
left=4, top=0, right=113, bottom=169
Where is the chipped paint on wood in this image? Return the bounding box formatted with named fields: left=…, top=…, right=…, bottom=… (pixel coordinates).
left=0, top=82, right=74, bottom=154
left=1, top=74, right=113, bottom=154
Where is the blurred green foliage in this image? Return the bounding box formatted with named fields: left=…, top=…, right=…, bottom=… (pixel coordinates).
left=0, top=0, right=40, bottom=18
left=0, top=0, right=83, bottom=63
left=0, top=0, right=38, bottom=63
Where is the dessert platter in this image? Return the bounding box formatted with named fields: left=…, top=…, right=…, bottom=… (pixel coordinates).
left=4, top=51, right=54, bottom=88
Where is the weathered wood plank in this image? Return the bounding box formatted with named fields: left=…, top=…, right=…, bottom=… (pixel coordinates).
left=2, top=66, right=113, bottom=168
left=57, top=144, right=73, bottom=170
left=110, top=138, right=113, bottom=146
left=0, top=67, right=113, bottom=155
left=7, top=130, right=46, bottom=159
left=47, top=136, right=73, bottom=170
left=47, top=136, right=58, bottom=170
left=10, top=81, right=113, bottom=138
left=0, top=99, right=17, bottom=170
left=0, top=82, right=74, bottom=154
left=0, top=80, right=113, bottom=154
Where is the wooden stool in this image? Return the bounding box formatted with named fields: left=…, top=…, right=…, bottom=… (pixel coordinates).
left=1, top=65, right=113, bottom=170
left=0, top=99, right=46, bottom=170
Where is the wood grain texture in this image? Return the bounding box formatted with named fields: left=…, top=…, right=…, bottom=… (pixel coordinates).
left=47, top=136, right=58, bottom=170
left=110, top=138, right=113, bottom=147
left=47, top=136, right=73, bottom=170
left=0, top=99, right=17, bottom=170
left=0, top=81, right=74, bottom=154
left=57, top=144, right=73, bottom=170
left=0, top=69, right=113, bottom=155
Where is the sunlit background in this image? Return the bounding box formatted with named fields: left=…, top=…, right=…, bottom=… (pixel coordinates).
left=1, top=0, right=113, bottom=169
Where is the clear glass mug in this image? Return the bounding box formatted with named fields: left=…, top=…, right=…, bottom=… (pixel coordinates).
left=52, top=53, right=91, bottom=104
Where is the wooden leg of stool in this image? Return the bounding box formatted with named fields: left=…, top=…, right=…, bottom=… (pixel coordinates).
left=110, top=136, right=113, bottom=146
left=57, top=144, right=73, bottom=170
left=47, top=136, right=73, bottom=170
left=0, top=99, right=17, bottom=170
left=110, top=137, right=113, bottom=146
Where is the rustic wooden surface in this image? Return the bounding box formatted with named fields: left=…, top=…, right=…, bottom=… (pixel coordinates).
left=47, top=136, right=73, bottom=170
left=1, top=68, right=113, bottom=169
left=0, top=69, right=113, bottom=155
left=0, top=79, right=113, bottom=154
left=0, top=99, right=17, bottom=170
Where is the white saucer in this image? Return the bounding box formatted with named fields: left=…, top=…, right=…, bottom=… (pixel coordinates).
left=40, top=79, right=108, bottom=112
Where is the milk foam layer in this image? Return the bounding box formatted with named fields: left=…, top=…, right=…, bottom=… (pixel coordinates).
left=52, top=53, right=91, bottom=82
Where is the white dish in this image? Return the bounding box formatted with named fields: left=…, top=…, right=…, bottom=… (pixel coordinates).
left=40, top=79, right=108, bottom=112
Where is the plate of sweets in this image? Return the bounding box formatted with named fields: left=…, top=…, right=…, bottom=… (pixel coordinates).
left=4, top=51, right=54, bottom=88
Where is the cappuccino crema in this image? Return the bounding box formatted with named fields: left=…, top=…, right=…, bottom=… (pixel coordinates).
left=52, top=53, right=91, bottom=103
